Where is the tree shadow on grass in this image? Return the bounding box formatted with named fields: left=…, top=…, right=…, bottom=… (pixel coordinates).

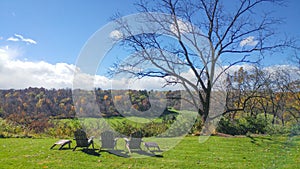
left=247, top=135, right=297, bottom=149
left=247, top=135, right=272, bottom=146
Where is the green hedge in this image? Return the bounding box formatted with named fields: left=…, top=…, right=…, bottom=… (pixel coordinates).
left=290, top=122, right=300, bottom=137
left=217, top=116, right=268, bottom=135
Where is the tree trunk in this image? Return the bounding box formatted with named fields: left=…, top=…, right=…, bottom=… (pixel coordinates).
left=272, top=113, right=277, bottom=125
left=201, top=82, right=212, bottom=134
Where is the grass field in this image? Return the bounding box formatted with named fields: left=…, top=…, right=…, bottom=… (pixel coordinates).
left=0, top=135, right=299, bottom=169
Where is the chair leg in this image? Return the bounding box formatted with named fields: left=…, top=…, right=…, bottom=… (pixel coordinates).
left=50, top=144, right=56, bottom=149
left=73, top=146, right=77, bottom=151
left=126, top=144, right=131, bottom=154
left=59, top=142, right=67, bottom=150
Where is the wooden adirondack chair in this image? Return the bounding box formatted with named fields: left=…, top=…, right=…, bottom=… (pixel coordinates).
left=73, top=129, right=94, bottom=151
left=99, top=130, right=118, bottom=152
left=125, top=131, right=143, bottom=154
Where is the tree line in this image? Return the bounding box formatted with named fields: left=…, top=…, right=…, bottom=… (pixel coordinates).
left=0, top=65, right=299, bottom=134
left=0, top=87, right=181, bottom=133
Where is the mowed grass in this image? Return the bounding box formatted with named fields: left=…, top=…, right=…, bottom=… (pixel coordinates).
left=0, top=136, right=299, bottom=169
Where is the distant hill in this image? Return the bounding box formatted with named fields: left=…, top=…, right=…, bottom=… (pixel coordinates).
left=0, top=87, right=181, bottom=132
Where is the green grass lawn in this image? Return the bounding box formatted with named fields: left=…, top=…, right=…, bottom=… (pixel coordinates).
left=0, top=136, right=299, bottom=169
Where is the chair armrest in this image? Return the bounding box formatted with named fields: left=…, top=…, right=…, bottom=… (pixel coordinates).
left=88, top=136, right=95, bottom=143
left=123, top=137, right=130, bottom=143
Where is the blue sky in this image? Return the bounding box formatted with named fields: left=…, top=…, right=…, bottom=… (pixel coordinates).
left=0, top=0, right=135, bottom=64
left=0, top=0, right=299, bottom=89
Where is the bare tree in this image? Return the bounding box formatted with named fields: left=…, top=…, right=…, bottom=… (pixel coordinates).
left=226, top=64, right=300, bottom=125
left=224, top=66, right=267, bottom=119
left=111, top=0, right=294, bottom=125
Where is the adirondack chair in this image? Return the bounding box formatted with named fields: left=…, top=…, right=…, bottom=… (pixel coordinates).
left=124, top=131, right=143, bottom=154
left=73, top=129, right=94, bottom=151
left=99, top=130, right=118, bottom=152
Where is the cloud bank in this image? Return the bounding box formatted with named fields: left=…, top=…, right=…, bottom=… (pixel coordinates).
left=0, top=46, right=298, bottom=90
left=0, top=46, right=179, bottom=90
left=0, top=46, right=74, bottom=89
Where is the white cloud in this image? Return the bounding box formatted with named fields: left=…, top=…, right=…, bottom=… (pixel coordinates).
left=264, top=65, right=300, bottom=81
left=109, top=30, right=123, bottom=40
left=0, top=46, right=74, bottom=89
left=0, top=45, right=20, bottom=59
left=0, top=46, right=8, bottom=53
left=112, top=77, right=181, bottom=90
left=224, top=64, right=256, bottom=74
left=170, top=20, right=192, bottom=35
left=7, top=34, right=37, bottom=45
left=240, top=36, right=258, bottom=47
left=0, top=46, right=175, bottom=90
left=224, top=64, right=300, bottom=83
left=1, top=46, right=298, bottom=90
left=7, top=37, right=19, bottom=42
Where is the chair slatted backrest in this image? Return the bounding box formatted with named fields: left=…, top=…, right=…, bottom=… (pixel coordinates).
left=101, top=131, right=115, bottom=149
left=74, top=129, right=89, bottom=147
left=129, top=131, right=142, bottom=149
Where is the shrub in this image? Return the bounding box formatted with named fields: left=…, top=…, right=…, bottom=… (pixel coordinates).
left=217, top=116, right=268, bottom=135
left=265, top=124, right=290, bottom=135
left=47, top=119, right=81, bottom=138
left=0, top=118, right=27, bottom=138
left=290, top=122, right=300, bottom=137
left=244, top=116, right=268, bottom=134
left=110, top=120, right=169, bottom=137
left=141, top=122, right=168, bottom=137
left=111, top=121, right=139, bottom=136
left=159, top=112, right=197, bottom=137
left=189, top=115, right=203, bottom=134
